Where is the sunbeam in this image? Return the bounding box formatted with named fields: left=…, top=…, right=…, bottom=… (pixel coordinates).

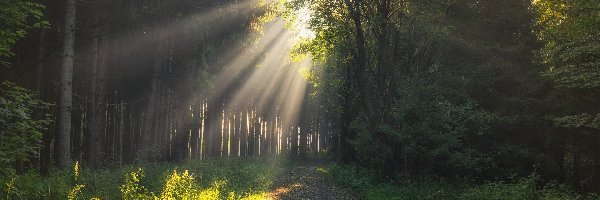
left=74, top=0, right=260, bottom=80
left=172, top=9, right=316, bottom=159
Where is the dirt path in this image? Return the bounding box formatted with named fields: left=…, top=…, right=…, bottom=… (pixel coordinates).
left=267, top=165, right=357, bottom=200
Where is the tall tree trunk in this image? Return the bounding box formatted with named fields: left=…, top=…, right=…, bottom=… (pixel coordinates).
left=88, top=10, right=107, bottom=168
left=35, top=29, right=46, bottom=169
left=191, top=98, right=200, bottom=159
left=207, top=101, right=224, bottom=157
left=269, top=114, right=275, bottom=155
left=345, top=0, right=369, bottom=102
left=35, top=30, right=45, bottom=94
left=375, top=0, right=391, bottom=123
left=319, top=115, right=327, bottom=154
left=338, top=81, right=354, bottom=162
left=141, top=45, right=163, bottom=159
left=240, top=109, right=248, bottom=156
left=57, top=0, right=76, bottom=169
left=299, top=102, right=309, bottom=160
left=231, top=108, right=239, bottom=157
left=72, top=107, right=82, bottom=163
left=119, top=101, right=124, bottom=163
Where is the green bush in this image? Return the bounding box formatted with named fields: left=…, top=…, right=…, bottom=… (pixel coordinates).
left=121, top=168, right=153, bottom=200
left=461, top=176, right=539, bottom=200
left=0, top=81, right=53, bottom=175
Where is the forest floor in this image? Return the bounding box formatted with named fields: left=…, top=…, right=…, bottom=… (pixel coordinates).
left=268, top=164, right=357, bottom=200
left=4, top=157, right=592, bottom=199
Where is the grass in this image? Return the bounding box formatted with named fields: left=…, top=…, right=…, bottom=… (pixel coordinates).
left=2, top=157, right=287, bottom=200
left=321, top=164, right=599, bottom=200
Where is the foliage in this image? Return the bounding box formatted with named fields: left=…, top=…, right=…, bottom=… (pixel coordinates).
left=460, top=175, right=599, bottom=200
left=325, top=164, right=595, bottom=200
left=534, top=0, right=600, bottom=127
left=0, top=81, right=52, bottom=175
left=122, top=168, right=222, bottom=200
left=0, top=0, right=52, bottom=178
left=535, top=0, right=600, bottom=90
left=68, top=162, right=86, bottom=200
left=0, top=0, right=47, bottom=67
left=1, top=158, right=284, bottom=199
left=284, top=0, right=532, bottom=180
left=350, top=80, right=494, bottom=177
left=533, top=0, right=600, bottom=190
left=534, top=0, right=600, bottom=129
left=460, top=175, right=538, bottom=200
left=121, top=168, right=153, bottom=200
left=279, top=0, right=600, bottom=193
left=248, top=0, right=279, bottom=43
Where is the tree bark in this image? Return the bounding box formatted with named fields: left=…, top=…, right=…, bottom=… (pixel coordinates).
left=231, top=108, right=239, bottom=157
left=240, top=109, right=248, bottom=156
left=88, top=9, right=107, bottom=168
left=191, top=98, right=200, bottom=159
left=35, top=30, right=45, bottom=94
left=35, top=29, right=46, bottom=169
left=375, top=0, right=391, bottom=123
left=57, top=0, right=76, bottom=169
left=141, top=43, right=163, bottom=159
left=298, top=100, right=309, bottom=160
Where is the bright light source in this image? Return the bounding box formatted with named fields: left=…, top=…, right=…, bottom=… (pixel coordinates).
left=296, top=7, right=315, bottom=39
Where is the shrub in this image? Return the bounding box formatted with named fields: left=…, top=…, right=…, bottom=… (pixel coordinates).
left=325, top=165, right=593, bottom=200
left=0, top=81, right=52, bottom=175
left=460, top=176, right=538, bottom=200
left=160, top=170, right=202, bottom=199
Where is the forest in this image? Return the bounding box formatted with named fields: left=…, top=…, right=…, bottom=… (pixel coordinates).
left=0, top=0, right=599, bottom=199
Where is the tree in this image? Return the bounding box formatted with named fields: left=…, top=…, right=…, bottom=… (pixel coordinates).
left=534, top=0, right=600, bottom=190
left=57, top=0, right=76, bottom=169
left=0, top=0, right=46, bottom=66
left=285, top=0, right=546, bottom=179
left=0, top=82, right=52, bottom=174
left=0, top=0, right=51, bottom=174
left=535, top=0, right=600, bottom=129
left=87, top=5, right=108, bottom=168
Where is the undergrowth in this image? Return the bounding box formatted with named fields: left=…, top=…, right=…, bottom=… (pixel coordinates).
left=322, top=164, right=599, bottom=200
left=1, top=157, right=285, bottom=199
left=4, top=158, right=596, bottom=199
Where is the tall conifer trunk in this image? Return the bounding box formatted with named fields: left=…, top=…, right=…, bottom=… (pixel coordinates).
left=57, top=0, right=76, bottom=169
left=88, top=8, right=107, bottom=168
